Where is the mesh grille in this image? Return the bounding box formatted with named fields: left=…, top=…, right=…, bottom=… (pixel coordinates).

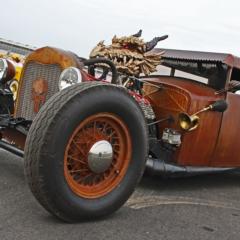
left=16, top=61, right=62, bottom=120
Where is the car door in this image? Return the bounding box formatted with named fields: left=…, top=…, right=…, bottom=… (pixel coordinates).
left=211, top=92, right=240, bottom=167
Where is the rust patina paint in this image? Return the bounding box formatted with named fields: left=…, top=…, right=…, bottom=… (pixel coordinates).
left=15, top=47, right=83, bottom=117
left=144, top=76, right=224, bottom=166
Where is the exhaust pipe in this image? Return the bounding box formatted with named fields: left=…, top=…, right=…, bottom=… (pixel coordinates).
left=0, top=140, right=24, bottom=157
left=146, top=158, right=235, bottom=177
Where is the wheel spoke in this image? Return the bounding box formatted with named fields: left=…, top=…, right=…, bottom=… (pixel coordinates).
left=70, top=169, right=89, bottom=173
left=82, top=128, right=93, bottom=139
left=72, top=139, right=86, bottom=156
left=107, top=131, right=116, bottom=141
left=79, top=173, right=93, bottom=183
left=68, top=155, right=87, bottom=165
left=112, top=143, right=120, bottom=146
left=101, top=122, right=108, bottom=133
left=93, top=121, right=97, bottom=136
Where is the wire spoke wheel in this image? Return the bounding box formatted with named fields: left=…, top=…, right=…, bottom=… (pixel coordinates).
left=24, top=82, right=147, bottom=222
left=64, top=112, right=132, bottom=198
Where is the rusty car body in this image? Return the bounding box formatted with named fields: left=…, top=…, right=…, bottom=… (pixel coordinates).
left=144, top=48, right=240, bottom=174
left=0, top=31, right=239, bottom=222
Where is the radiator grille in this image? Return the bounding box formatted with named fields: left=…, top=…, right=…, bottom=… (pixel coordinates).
left=16, top=61, right=62, bottom=120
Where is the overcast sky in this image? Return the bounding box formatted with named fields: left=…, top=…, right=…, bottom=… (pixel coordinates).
left=2, top=0, right=240, bottom=57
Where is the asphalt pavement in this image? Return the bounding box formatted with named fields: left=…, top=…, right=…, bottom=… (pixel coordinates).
left=1, top=149, right=240, bottom=240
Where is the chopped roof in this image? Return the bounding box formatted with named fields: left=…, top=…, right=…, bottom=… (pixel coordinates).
left=153, top=48, right=240, bottom=70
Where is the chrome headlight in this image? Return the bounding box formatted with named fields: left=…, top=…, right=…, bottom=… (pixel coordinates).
left=59, top=67, right=82, bottom=90
left=0, top=58, right=8, bottom=80
left=0, top=58, right=15, bottom=83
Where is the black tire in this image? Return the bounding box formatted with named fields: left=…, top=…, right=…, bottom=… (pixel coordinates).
left=24, top=81, right=148, bottom=222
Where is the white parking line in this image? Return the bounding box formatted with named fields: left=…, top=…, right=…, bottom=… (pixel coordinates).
left=126, top=195, right=240, bottom=211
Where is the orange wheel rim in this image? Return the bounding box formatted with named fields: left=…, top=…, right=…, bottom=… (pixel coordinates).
left=64, top=112, right=132, bottom=198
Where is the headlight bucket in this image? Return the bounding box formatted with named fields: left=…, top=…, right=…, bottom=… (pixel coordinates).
left=0, top=58, right=16, bottom=83
left=59, top=67, right=82, bottom=90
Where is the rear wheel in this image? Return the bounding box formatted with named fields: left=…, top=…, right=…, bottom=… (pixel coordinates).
left=24, top=82, right=148, bottom=222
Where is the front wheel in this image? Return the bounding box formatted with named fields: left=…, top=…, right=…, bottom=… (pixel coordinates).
left=24, top=82, right=148, bottom=222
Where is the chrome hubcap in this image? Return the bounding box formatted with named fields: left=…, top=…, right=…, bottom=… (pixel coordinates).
left=88, top=140, right=113, bottom=173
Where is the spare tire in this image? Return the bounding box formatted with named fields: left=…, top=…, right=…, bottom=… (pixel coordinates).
left=24, top=81, right=148, bottom=222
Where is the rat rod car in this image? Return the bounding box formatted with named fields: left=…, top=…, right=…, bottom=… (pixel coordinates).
left=0, top=31, right=239, bottom=222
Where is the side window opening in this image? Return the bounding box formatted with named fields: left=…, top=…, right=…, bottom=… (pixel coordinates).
left=229, top=67, right=240, bottom=94
left=174, top=70, right=208, bottom=84
left=231, top=68, right=240, bottom=81
left=151, top=59, right=227, bottom=90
